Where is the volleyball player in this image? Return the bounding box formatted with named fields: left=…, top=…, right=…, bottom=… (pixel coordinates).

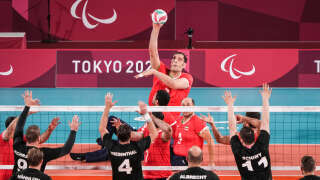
left=12, top=90, right=80, bottom=174
left=201, top=112, right=261, bottom=145
left=169, top=146, right=219, bottom=180
left=171, top=97, right=215, bottom=166
left=300, top=156, right=320, bottom=180
left=225, top=83, right=272, bottom=180
left=135, top=22, right=193, bottom=107
left=1, top=102, right=60, bottom=179
left=10, top=148, right=51, bottom=180
left=99, top=93, right=158, bottom=180
left=70, top=90, right=171, bottom=162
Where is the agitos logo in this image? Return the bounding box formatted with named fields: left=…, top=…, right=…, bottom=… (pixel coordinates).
left=220, top=54, right=255, bottom=79
left=70, top=0, right=117, bottom=29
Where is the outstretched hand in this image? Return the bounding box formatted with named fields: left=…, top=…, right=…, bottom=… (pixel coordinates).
left=134, top=69, right=155, bottom=79
left=22, top=90, right=40, bottom=107
left=69, top=115, right=81, bottom=131
left=200, top=113, right=214, bottom=125
left=105, top=92, right=117, bottom=109
left=48, top=117, right=61, bottom=131
left=222, top=91, right=236, bottom=106
left=260, top=83, right=272, bottom=100
left=110, top=117, right=122, bottom=130
left=138, top=101, right=148, bottom=115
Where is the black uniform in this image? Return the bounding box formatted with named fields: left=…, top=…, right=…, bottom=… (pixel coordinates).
left=230, top=130, right=272, bottom=180
left=10, top=168, right=51, bottom=180
left=169, top=167, right=219, bottom=180
left=300, top=175, right=320, bottom=180
left=12, top=106, right=77, bottom=174
left=103, top=133, right=151, bottom=180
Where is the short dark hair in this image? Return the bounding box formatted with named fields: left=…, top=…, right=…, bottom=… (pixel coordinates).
left=26, top=125, right=40, bottom=143
left=156, top=90, right=170, bottom=106
left=27, top=148, right=43, bottom=167
left=174, top=52, right=188, bottom=63
left=5, top=116, right=16, bottom=128
left=301, top=156, right=316, bottom=173
left=245, top=112, right=261, bottom=120
left=187, top=147, right=203, bottom=164
left=117, top=124, right=132, bottom=142
left=239, top=127, right=255, bottom=145
left=152, top=112, right=164, bottom=120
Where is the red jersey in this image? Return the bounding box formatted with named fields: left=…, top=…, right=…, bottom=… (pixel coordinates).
left=163, top=112, right=178, bottom=134
left=138, top=124, right=171, bottom=179
left=148, top=62, right=193, bottom=106
left=173, top=115, right=208, bottom=157
left=0, top=132, right=14, bottom=180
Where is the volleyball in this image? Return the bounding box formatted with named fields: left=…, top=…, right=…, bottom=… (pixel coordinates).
left=151, top=9, right=168, bottom=24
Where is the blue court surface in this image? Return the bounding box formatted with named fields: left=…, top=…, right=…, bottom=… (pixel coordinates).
left=0, top=88, right=319, bottom=144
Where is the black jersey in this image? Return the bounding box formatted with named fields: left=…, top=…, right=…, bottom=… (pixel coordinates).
left=230, top=130, right=272, bottom=180
left=300, top=175, right=320, bottom=180
left=103, top=133, right=151, bottom=180
left=169, top=167, right=219, bottom=180
left=12, top=106, right=77, bottom=174
left=10, top=168, right=51, bottom=180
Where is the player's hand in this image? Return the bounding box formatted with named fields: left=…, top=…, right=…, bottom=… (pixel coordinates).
left=69, top=115, right=81, bottom=131
left=235, top=114, right=244, bottom=124
left=48, top=117, right=61, bottom=132
left=134, top=68, right=155, bottom=79
left=110, top=117, right=122, bottom=130
left=105, top=92, right=117, bottom=109
left=138, top=101, right=148, bottom=115
left=222, top=91, right=236, bottom=106
left=200, top=113, right=214, bottom=126
left=22, top=90, right=40, bottom=107
left=260, top=83, right=272, bottom=101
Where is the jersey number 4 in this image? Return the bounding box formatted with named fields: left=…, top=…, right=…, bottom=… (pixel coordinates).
left=118, top=159, right=133, bottom=174
left=242, top=156, right=268, bottom=171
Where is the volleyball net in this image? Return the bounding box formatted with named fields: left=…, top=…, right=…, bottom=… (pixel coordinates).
left=1, top=105, right=320, bottom=171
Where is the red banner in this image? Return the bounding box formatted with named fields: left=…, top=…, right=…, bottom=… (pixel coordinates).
left=0, top=49, right=320, bottom=87
left=50, top=0, right=175, bottom=40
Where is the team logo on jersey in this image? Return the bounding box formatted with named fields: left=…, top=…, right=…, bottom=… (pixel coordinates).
left=0, top=65, right=13, bottom=76
left=221, top=54, right=255, bottom=79
left=184, top=126, right=189, bottom=131
left=70, top=0, right=117, bottom=29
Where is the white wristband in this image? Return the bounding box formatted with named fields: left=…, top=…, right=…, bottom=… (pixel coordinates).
left=143, top=113, right=152, bottom=122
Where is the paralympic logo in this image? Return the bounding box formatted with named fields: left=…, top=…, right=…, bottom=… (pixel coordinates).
left=70, top=0, right=117, bottom=29
left=220, top=54, right=255, bottom=79
left=0, top=65, right=13, bottom=76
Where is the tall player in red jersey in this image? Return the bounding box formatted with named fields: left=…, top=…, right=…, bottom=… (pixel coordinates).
left=135, top=22, right=193, bottom=107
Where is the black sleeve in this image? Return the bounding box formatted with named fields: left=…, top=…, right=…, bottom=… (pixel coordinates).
left=230, top=135, right=242, bottom=155
left=137, top=136, right=151, bottom=152
left=208, top=171, right=220, bottom=180
left=256, top=130, right=270, bottom=150
left=9, top=174, right=17, bottom=180
left=168, top=173, right=179, bottom=180
left=42, top=130, right=77, bottom=161
left=13, top=106, right=30, bottom=146
left=102, top=133, right=114, bottom=150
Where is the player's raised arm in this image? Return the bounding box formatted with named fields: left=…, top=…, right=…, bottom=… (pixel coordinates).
left=149, top=23, right=163, bottom=70
left=150, top=112, right=172, bottom=142
left=201, top=113, right=231, bottom=145
left=99, top=93, right=117, bottom=139
left=236, top=114, right=261, bottom=129
left=40, top=117, right=61, bottom=144
left=223, top=91, right=237, bottom=137
left=2, top=117, right=18, bottom=141
left=138, top=101, right=158, bottom=142
left=14, top=90, right=40, bottom=145
left=57, top=115, right=80, bottom=156
left=260, top=83, right=271, bottom=133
